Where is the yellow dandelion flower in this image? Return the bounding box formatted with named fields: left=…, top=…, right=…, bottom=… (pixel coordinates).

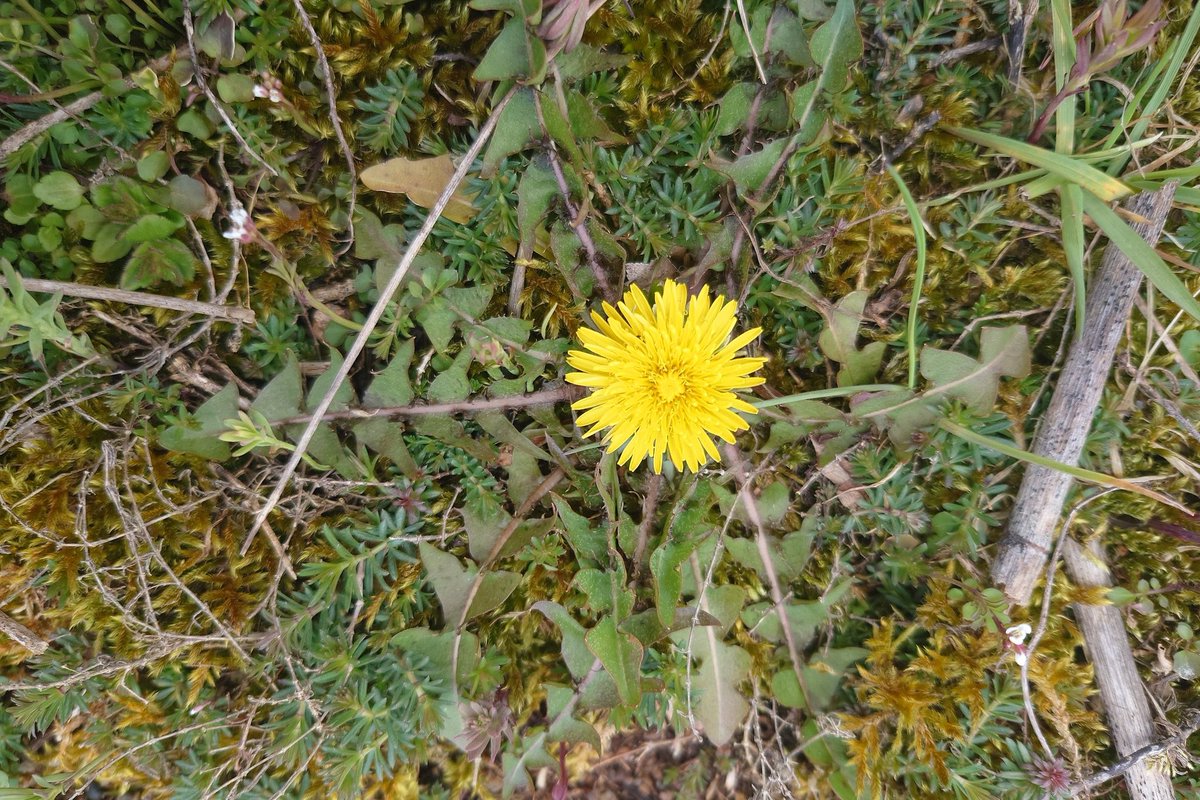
left=565, top=279, right=766, bottom=474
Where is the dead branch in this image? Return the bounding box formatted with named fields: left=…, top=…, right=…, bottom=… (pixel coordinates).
left=0, top=610, right=47, bottom=655
left=1064, top=709, right=1200, bottom=797
left=0, top=275, right=255, bottom=324
left=1064, top=536, right=1175, bottom=800
left=992, top=184, right=1178, bottom=603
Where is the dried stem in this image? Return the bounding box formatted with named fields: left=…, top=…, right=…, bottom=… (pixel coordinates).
left=289, top=0, right=357, bottom=254
left=0, top=275, right=255, bottom=324
left=270, top=385, right=578, bottom=426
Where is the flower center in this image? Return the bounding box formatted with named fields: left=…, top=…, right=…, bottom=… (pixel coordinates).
left=652, top=371, right=686, bottom=403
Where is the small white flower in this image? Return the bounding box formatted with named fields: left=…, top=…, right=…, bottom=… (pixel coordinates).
left=1014, top=650, right=1028, bottom=667
left=252, top=84, right=284, bottom=103
left=1006, top=623, right=1032, bottom=646
left=222, top=205, right=254, bottom=243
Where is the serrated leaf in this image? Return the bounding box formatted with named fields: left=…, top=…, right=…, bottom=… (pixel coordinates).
left=552, top=496, right=608, bottom=566
left=159, top=383, right=238, bottom=460
left=120, top=240, right=197, bottom=290
left=712, top=137, right=788, bottom=193
left=415, top=298, right=458, bottom=353
left=427, top=350, right=471, bottom=403
left=481, top=87, right=540, bottom=173
left=585, top=615, right=643, bottom=706
left=418, top=543, right=520, bottom=626
left=793, top=0, right=862, bottom=134
left=306, top=351, right=354, bottom=412
left=363, top=339, right=415, bottom=407
left=251, top=353, right=302, bottom=421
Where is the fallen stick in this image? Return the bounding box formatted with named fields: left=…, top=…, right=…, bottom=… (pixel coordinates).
left=992, top=185, right=1177, bottom=603
left=1064, top=537, right=1175, bottom=800
left=0, top=275, right=255, bottom=325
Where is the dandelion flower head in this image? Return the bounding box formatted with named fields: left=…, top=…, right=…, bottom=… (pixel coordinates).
left=566, top=279, right=765, bottom=473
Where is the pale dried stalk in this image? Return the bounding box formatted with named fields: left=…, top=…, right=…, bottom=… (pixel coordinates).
left=0, top=275, right=255, bottom=324
left=1064, top=537, right=1175, bottom=800
left=992, top=184, right=1177, bottom=603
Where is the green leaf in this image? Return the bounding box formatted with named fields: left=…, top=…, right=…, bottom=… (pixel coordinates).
left=177, top=108, right=215, bottom=140
left=167, top=175, right=217, bottom=219
left=919, top=325, right=1030, bottom=412
left=362, top=339, right=415, bottom=407
left=121, top=239, right=197, bottom=290
left=533, top=601, right=599, bottom=682
left=726, top=525, right=814, bottom=583
left=473, top=17, right=545, bottom=83
left=516, top=157, right=557, bottom=249
left=554, top=43, right=630, bottom=81
left=33, top=172, right=84, bottom=211
left=545, top=684, right=601, bottom=748
left=552, top=496, right=608, bottom=566
left=481, top=87, right=540, bottom=173
left=136, top=151, right=170, bottom=182
left=794, top=0, right=862, bottom=131
left=1080, top=191, right=1200, bottom=323
left=693, top=637, right=751, bottom=746
left=426, top=350, right=471, bottom=403
left=216, top=73, right=255, bottom=103
left=712, top=137, right=789, bottom=193
left=418, top=543, right=521, bottom=626
left=124, top=213, right=184, bottom=242
left=819, top=291, right=886, bottom=388
left=414, top=298, right=458, bottom=353
left=159, top=383, right=238, bottom=460
left=946, top=127, right=1131, bottom=202
left=306, top=351, right=354, bottom=412
left=773, top=647, right=868, bottom=710
left=469, top=0, right=539, bottom=18
left=92, top=223, right=133, bottom=263
left=251, top=353, right=303, bottom=421
left=392, top=627, right=480, bottom=691
left=585, top=615, right=644, bottom=706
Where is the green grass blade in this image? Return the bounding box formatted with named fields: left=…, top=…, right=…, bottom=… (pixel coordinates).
left=1051, top=0, right=1085, bottom=340
left=947, top=126, right=1132, bottom=202
left=752, top=384, right=902, bottom=410
left=1106, top=6, right=1200, bottom=176
left=1080, top=191, right=1200, bottom=322
left=886, top=164, right=928, bottom=389
left=939, top=420, right=1189, bottom=512
left=1060, top=183, right=1087, bottom=340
